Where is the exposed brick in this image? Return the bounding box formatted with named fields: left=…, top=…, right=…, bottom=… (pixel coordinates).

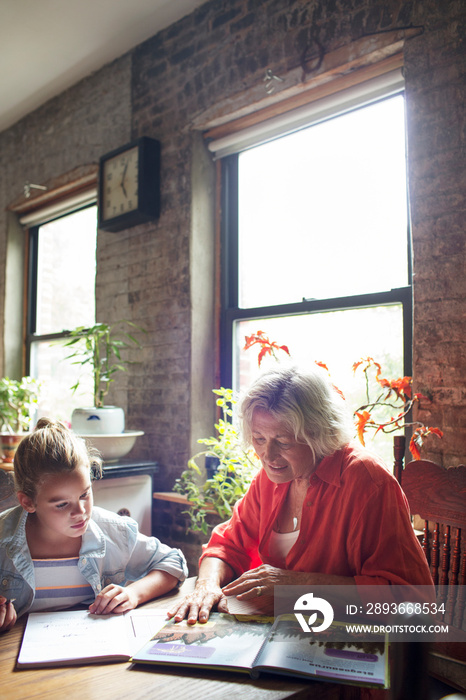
left=212, top=7, right=243, bottom=30
left=170, top=45, right=196, bottom=66
left=231, top=12, right=255, bottom=33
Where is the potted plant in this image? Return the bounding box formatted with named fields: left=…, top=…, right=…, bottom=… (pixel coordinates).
left=0, top=376, right=41, bottom=462
left=351, top=357, right=443, bottom=459
left=64, top=321, right=145, bottom=437
left=173, top=388, right=260, bottom=535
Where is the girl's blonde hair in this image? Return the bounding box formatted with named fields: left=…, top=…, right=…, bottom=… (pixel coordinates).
left=14, top=418, right=102, bottom=500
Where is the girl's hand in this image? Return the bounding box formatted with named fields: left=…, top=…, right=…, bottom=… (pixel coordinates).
left=0, top=597, right=17, bottom=633
left=167, top=580, right=229, bottom=624
left=89, top=584, right=138, bottom=615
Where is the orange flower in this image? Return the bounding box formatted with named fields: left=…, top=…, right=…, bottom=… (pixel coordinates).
left=377, top=375, right=412, bottom=400
left=355, top=411, right=372, bottom=446
left=353, top=357, right=382, bottom=378
left=244, top=332, right=290, bottom=367
left=244, top=330, right=266, bottom=350
left=409, top=426, right=444, bottom=460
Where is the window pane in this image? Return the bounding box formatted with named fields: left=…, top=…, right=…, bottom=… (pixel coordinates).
left=36, top=206, right=97, bottom=334
left=30, top=338, right=94, bottom=424
left=234, top=305, right=403, bottom=467
left=238, top=95, right=408, bottom=308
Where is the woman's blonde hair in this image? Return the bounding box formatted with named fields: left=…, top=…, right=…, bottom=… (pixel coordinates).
left=14, top=418, right=102, bottom=499
left=240, top=365, right=352, bottom=463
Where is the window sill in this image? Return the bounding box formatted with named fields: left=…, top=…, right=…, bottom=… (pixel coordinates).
left=152, top=491, right=216, bottom=514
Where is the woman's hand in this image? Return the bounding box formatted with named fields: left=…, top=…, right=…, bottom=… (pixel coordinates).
left=0, top=597, right=17, bottom=633
left=223, top=567, right=357, bottom=616
left=222, top=565, right=294, bottom=615
left=167, top=579, right=229, bottom=624
left=222, top=565, right=298, bottom=601
left=167, top=557, right=234, bottom=624
left=223, top=566, right=356, bottom=599
left=89, top=584, right=138, bottom=615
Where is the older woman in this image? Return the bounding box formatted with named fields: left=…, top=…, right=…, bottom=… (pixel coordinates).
left=169, top=366, right=433, bottom=624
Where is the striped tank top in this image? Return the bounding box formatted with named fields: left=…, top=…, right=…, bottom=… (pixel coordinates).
left=30, top=557, right=94, bottom=612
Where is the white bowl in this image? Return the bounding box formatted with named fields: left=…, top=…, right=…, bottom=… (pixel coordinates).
left=80, top=431, right=144, bottom=461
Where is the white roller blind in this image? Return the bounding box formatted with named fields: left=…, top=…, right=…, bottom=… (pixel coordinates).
left=207, top=69, right=404, bottom=159
left=19, top=188, right=97, bottom=227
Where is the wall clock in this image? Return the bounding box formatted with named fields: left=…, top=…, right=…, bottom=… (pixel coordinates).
left=98, top=137, right=160, bottom=232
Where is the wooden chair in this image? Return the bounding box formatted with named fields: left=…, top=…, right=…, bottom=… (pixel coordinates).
left=393, top=438, right=466, bottom=691
left=400, top=459, right=466, bottom=628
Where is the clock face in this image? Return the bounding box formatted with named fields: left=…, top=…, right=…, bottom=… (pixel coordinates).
left=98, top=137, right=160, bottom=231
left=102, top=146, right=139, bottom=221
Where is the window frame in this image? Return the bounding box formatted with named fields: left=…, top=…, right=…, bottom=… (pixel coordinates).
left=25, top=203, right=97, bottom=375
left=219, top=99, right=413, bottom=390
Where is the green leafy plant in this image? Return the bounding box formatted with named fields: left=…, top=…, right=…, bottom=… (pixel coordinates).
left=173, top=388, right=260, bottom=535
left=64, top=321, right=145, bottom=408
left=0, top=376, right=41, bottom=433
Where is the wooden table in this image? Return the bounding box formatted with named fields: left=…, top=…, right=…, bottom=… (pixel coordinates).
left=0, top=579, right=355, bottom=700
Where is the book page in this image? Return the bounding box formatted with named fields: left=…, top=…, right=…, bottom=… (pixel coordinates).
left=253, top=615, right=387, bottom=688
left=17, top=609, right=168, bottom=667
left=126, top=610, right=170, bottom=654
left=132, top=613, right=273, bottom=672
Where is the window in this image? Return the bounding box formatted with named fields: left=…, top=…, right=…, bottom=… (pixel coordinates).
left=220, top=88, right=411, bottom=465
left=27, top=205, right=97, bottom=422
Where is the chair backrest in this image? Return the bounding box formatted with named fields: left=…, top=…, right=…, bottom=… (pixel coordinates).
left=400, top=459, right=466, bottom=630
left=392, top=441, right=466, bottom=688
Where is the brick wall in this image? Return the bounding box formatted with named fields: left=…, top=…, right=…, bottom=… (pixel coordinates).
left=128, top=0, right=465, bottom=468
left=0, top=55, right=132, bottom=379
left=0, top=0, right=464, bottom=564
left=403, top=5, right=466, bottom=466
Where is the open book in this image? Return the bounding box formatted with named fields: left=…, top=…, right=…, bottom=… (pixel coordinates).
left=17, top=609, right=168, bottom=668
left=131, top=613, right=389, bottom=689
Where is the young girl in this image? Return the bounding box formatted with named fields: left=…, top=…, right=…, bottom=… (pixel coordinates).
left=0, top=418, right=187, bottom=632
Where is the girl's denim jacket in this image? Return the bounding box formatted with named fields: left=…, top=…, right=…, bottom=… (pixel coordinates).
left=0, top=505, right=188, bottom=617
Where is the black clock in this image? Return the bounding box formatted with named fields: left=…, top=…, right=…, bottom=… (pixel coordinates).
left=98, top=137, right=160, bottom=232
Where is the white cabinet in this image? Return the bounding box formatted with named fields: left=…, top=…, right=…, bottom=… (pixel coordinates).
left=93, top=461, right=159, bottom=537
left=92, top=474, right=153, bottom=536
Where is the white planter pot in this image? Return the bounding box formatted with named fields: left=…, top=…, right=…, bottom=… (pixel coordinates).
left=71, top=406, right=125, bottom=435
left=81, top=431, right=144, bottom=461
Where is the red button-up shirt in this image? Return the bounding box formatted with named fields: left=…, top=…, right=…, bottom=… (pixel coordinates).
left=200, top=442, right=433, bottom=588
